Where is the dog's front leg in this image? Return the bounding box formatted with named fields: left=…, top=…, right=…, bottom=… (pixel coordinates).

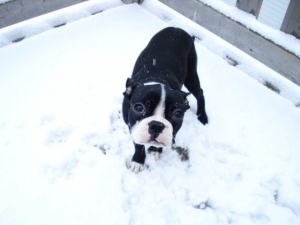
left=129, top=143, right=146, bottom=173
left=148, top=146, right=163, bottom=161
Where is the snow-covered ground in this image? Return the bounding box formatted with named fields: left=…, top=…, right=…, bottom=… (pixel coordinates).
left=0, top=0, right=300, bottom=224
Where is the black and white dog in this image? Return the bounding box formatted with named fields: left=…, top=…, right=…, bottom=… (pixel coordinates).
left=122, top=27, right=208, bottom=172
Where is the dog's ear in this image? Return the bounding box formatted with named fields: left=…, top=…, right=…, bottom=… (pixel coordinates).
left=181, top=91, right=191, bottom=111
left=123, top=78, right=143, bottom=99
left=124, top=78, right=133, bottom=97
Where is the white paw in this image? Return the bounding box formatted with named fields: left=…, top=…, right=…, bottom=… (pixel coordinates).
left=130, top=162, right=144, bottom=173
left=150, top=151, right=161, bottom=161
left=126, top=159, right=144, bottom=173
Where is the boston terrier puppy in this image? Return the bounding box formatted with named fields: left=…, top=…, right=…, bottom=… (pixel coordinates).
left=122, top=27, right=208, bottom=173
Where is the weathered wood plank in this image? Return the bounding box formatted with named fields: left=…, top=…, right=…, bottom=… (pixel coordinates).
left=236, top=0, right=263, bottom=17
left=0, top=0, right=87, bottom=29
left=280, top=0, right=300, bottom=39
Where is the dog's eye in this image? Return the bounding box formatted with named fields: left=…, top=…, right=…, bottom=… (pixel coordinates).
left=132, top=103, right=145, bottom=114
left=172, top=109, right=184, bottom=120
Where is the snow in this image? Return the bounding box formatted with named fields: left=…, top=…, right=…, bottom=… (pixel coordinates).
left=0, top=0, right=300, bottom=225
left=197, top=0, right=300, bottom=58
left=0, top=0, right=10, bottom=4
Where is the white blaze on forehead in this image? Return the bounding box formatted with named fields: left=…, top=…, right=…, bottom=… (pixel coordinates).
left=154, top=84, right=166, bottom=117
left=142, top=82, right=166, bottom=117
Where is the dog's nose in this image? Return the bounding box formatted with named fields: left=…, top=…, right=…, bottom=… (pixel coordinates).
left=148, top=121, right=165, bottom=138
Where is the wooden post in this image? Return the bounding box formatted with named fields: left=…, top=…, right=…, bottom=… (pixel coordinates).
left=280, top=0, right=300, bottom=39
left=236, top=0, right=263, bottom=18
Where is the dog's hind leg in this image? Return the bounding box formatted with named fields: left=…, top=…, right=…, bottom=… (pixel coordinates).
left=184, top=45, right=208, bottom=125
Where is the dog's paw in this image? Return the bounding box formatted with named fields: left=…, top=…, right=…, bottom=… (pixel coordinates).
left=147, top=146, right=162, bottom=160
left=150, top=151, right=161, bottom=161
left=126, top=159, right=144, bottom=173
left=130, top=162, right=144, bottom=173
left=197, top=113, right=208, bottom=125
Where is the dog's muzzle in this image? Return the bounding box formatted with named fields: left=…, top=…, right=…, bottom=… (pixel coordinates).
left=148, top=120, right=165, bottom=139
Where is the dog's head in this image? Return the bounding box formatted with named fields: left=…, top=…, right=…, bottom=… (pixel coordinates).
left=123, top=78, right=190, bottom=148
